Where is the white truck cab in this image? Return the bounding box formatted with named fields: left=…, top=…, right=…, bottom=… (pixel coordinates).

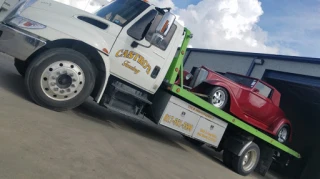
left=0, top=0, right=185, bottom=113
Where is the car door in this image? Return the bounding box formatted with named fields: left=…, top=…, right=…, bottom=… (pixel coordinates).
left=108, top=5, right=178, bottom=94
left=248, top=81, right=276, bottom=126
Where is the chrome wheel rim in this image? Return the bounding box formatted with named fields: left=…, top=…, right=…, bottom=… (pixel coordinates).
left=242, top=149, right=258, bottom=172
left=278, top=127, right=288, bottom=143
left=211, top=90, right=226, bottom=108
left=40, top=61, right=85, bottom=101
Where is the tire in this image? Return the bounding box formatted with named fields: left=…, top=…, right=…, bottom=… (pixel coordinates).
left=232, top=142, right=260, bottom=176
left=276, top=124, right=290, bottom=144
left=223, top=150, right=234, bottom=169
left=208, top=86, right=229, bottom=110
left=25, top=48, right=96, bottom=111
left=183, top=136, right=204, bottom=147
left=14, top=59, right=26, bottom=77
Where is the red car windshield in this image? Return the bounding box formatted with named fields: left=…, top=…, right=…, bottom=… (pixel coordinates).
left=224, top=73, right=257, bottom=88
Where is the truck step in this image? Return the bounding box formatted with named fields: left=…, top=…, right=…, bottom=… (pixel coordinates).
left=112, top=83, right=152, bottom=105
left=102, top=103, right=145, bottom=121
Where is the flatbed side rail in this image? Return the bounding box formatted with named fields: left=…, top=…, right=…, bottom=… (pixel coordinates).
left=165, top=28, right=301, bottom=159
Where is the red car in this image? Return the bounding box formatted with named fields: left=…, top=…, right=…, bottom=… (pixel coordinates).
left=178, top=66, right=292, bottom=143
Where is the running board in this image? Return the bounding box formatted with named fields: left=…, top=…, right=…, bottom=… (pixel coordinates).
left=112, top=83, right=152, bottom=105
left=102, top=103, right=145, bottom=121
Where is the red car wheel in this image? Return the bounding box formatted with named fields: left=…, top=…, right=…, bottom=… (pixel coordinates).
left=208, top=86, right=229, bottom=110
left=276, top=124, right=290, bottom=143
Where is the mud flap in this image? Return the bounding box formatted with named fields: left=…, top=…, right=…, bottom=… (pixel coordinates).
left=254, top=142, right=275, bottom=176
left=0, top=0, right=20, bottom=22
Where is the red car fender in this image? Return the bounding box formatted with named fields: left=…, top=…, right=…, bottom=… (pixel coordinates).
left=200, top=80, right=241, bottom=115
left=270, top=118, right=293, bottom=142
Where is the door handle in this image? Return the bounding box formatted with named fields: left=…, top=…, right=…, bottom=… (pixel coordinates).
left=151, top=66, right=161, bottom=79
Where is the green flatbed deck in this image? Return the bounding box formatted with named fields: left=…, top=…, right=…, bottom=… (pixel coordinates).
left=165, top=28, right=301, bottom=159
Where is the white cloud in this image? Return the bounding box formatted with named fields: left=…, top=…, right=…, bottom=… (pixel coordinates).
left=175, top=0, right=286, bottom=54
left=54, top=0, right=298, bottom=56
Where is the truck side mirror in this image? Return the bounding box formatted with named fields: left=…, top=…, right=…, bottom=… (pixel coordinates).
left=149, top=12, right=176, bottom=46
left=156, top=12, right=176, bottom=36
left=149, top=33, right=164, bottom=46
left=130, top=10, right=176, bottom=48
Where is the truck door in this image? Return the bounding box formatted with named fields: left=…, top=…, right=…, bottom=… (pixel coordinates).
left=107, top=4, right=178, bottom=94
left=0, top=0, right=21, bottom=22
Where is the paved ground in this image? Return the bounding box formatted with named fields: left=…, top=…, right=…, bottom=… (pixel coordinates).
left=0, top=54, right=279, bottom=179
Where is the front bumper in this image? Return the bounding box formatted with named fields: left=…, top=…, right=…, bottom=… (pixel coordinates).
left=0, top=23, right=46, bottom=60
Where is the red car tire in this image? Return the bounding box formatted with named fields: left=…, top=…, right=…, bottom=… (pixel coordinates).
left=208, top=86, right=229, bottom=110
left=276, top=124, right=290, bottom=144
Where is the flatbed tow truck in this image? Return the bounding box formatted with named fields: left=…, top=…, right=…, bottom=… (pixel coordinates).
left=0, top=0, right=300, bottom=176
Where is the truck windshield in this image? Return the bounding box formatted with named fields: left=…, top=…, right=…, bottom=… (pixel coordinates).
left=95, top=0, right=149, bottom=27
left=224, top=73, right=257, bottom=88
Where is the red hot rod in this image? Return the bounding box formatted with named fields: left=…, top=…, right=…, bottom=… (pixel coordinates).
left=177, top=66, right=292, bottom=143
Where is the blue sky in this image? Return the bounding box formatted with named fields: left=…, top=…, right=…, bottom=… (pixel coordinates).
left=173, top=0, right=200, bottom=8
left=258, top=0, right=320, bottom=58
left=172, top=0, right=320, bottom=58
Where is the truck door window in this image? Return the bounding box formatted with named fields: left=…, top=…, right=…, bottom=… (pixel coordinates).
left=145, top=14, right=177, bottom=51
left=254, top=81, right=272, bottom=98
left=95, top=0, right=149, bottom=27
left=127, top=10, right=158, bottom=41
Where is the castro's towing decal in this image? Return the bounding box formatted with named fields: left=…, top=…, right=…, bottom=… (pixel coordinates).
left=115, top=49, right=152, bottom=75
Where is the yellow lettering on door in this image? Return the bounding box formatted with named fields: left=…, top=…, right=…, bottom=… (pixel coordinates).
left=115, top=49, right=153, bottom=75
left=115, top=49, right=124, bottom=57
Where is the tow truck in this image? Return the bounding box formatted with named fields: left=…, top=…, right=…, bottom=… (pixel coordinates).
left=0, top=0, right=300, bottom=176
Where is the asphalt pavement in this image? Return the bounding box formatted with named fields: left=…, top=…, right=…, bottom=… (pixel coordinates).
left=0, top=53, right=277, bottom=179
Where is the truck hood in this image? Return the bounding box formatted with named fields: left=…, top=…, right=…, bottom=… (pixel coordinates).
left=18, top=0, right=122, bottom=56
left=31, top=0, right=99, bottom=19
left=26, top=0, right=121, bottom=37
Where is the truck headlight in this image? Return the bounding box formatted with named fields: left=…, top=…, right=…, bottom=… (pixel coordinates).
left=9, top=16, right=46, bottom=29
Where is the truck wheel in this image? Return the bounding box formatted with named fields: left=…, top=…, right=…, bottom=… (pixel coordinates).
left=25, top=48, right=96, bottom=111
left=223, top=150, right=235, bottom=168
left=232, top=142, right=260, bottom=176
left=208, top=87, right=229, bottom=110
left=183, top=136, right=204, bottom=146
left=14, top=59, right=26, bottom=77
left=276, top=124, right=290, bottom=144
